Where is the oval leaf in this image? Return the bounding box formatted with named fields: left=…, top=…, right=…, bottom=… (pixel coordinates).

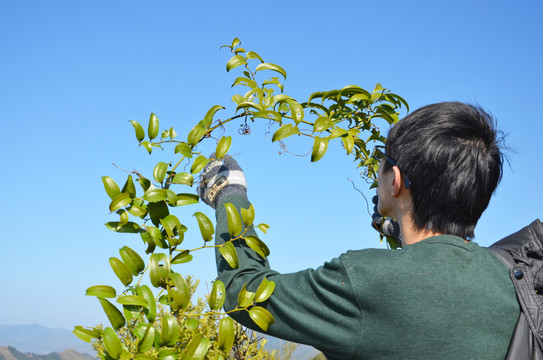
left=209, top=280, right=226, bottom=310
left=109, top=257, right=133, bottom=287
left=187, top=125, right=206, bottom=148
left=103, top=327, right=122, bottom=359
left=109, top=193, right=132, bottom=212
left=218, top=317, right=235, bottom=352
left=160, top=314, right=180, bottom=346
left=168, top=273, right=190, bottom=311
left=171, top=250, right=193, bottom=265
left=203, top=105, right=225, bottom=127
left=313, top=116, right=333, bottom=133
left=98, top=298, right=126, bottom=330
left=136, top=285, right=156, bottom=322
left=119, top=246, right=145, bottom=275
left=244, top=235, right=270, bottom=259
left=311, top=136, right=329, bottom=162
left=86, top=285, right=116, bottom=298
left=190, top=155, right=209, bottom=174
left=183, top=334, right=210, bottom=360
left=237, top=283, right=255, bottom=308
left=102, top=176, right=121, bottom=200
left=223, top=202, right=242, bottom=237
left=255, top=62, right=287, bottom=80
left=240, top=204, right=255, bottom=227
left=255, top=278, right=275, bottom=303
left=148, top=113, right=159, bottom=141
left=143, top=188, right=168, bottom=203
left=149, top=253, right=170, bottom=288
left=153, top=162, right=169, bottom=184
left=219, top=241, right=239, bottom=269
left=342, top=135, right=354, bottom=155
left=117, top=295, right=148, bottom=307
left=137, top=324, right=156, bottom=353
left=193, top=212, right=214, bottom=242
left=215, top=136, right=232, bottom=159
left=272, top=124, right=300, bottom=142
left=176, top=193, right=199, bottom=206
left=129, top=120, right=145, bottom=143
left=249, top=306, right=274, bottom=332
left=226, top=54, right=246, bottom=72
left=171, top=172, right=194, bottom=186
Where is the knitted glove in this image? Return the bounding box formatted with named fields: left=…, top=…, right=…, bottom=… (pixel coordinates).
left=198, top=155, right=248, bottom=209
left=371, top=194, right=402, bottom=242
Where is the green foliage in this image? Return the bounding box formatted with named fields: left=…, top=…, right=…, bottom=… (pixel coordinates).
left=76, top=37, right=408, bottom=359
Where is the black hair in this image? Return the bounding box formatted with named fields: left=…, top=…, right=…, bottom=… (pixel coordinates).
left=384, top=102, right=505, bottom=239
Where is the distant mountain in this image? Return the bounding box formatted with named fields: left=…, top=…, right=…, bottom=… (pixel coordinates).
left=0, top=325, right=93, bottom=355
left=0, top=346, right=93, bottom=360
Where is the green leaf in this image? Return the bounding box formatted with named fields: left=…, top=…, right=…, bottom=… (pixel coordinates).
left=137, top=324, right=156, bottom=353
left=140, top=141, right=152, bottom=154
left=165, top=189, right=178, bottom=205
left=86, top=285, right=116, bottom=298
left=153, top=162, right=169, bottom=184
left=346, top=93, right=371, bottom=103
left=232, top=94, right=244, bottom=104
left=190, top=155, right=209, bottom=174
left=272, top=124, right=300, bottom=142
left=249, top=306, right=274, bottom=332
left=255, top=278, right=275, bottom=303
left=231, top=77, right=258, bottom=89
left=128, top=204, right=147, bottom=218
left=226, top=54, right=246, bottom=72
left=373, top=83, right=384, bottom=93
left=147, top=200, right=169, bottom=226
left=244, top=235, right=270, bottom=259
left=231, top=37, right=241, bottom=47
left=235, top=101, right=263, bottom=112
left=313, top=116, right=333, bottom=133
left=160, top=314, right=180, bottom=346
left=252, top=110, right=282, bottom=122
left=187, top=125, right=206, bottom=147
left=135, top=285, right=156, bottom=322
left=105, top=221, right=142, bottom=233
left=117, top=295, right=148, bottom=307
left=209, top=280, right=226, bottom=310
left=246, top=51, right=264, bottom=63
left=109, top=257, right=133, bottom=287
left=223, top=203, right=242, bottom=237
left=103, top=327, right=122, bottom=359
left=168, top=273, right=190, bottom=311
left=147, top=226, right=168, bottom=249
left=255, top=63, right=287, bottom=80
left=148, top=113, right=159, bottom=141
left=215, top=136, right=232, bottom=159
left=171, top=172, right=194, bottom=186
left=144, top=188, right=168, bottom=203
left=218, top=317, right=235, bottom=352
left=286, top=99, right=304, bottom=124
left=311, top=136, right=329, bottom=162
left=240, top=204, right=255, bottom=227
left=109, top=193, right=132, bottom=212
left=237, top=283, right=255, bottom=308
left=176, top=193, right=199, bottom=206
left=149, top=253, right=170, bottom=288
left=119, top=246, right=145, bottom=275
left=121, top=175, right=136, bottom=198
left=342, top=135, right=355, bottom=154
left=219, top=241, right=239, bottom=269
left=257, top=223, right=269, bottom=234
left=160, top=214, right=183, bottom=239
left=183, top=334, right=210, bottom=360
left=138, top=177, right=151, bottom=191
left=203, top=105, right=225, bottom=127
left=174, top=143, right=193, bottom=158
left=193, top=212, right=214, bottom=242
left=73, top=326, right=100, bottom=343
left=102, top=176, right=121, bottom=199
left=98, top=298, right=126, bottom=330
left=129, top=120, right=145, bottom=143
left=158, top=348, right=178, bottom=360
left=186, top=318, right=198, bottom=331
left=171, top=250, right=193, bottom=264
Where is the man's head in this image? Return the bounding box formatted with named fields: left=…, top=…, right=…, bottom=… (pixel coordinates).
left=380, top=102, right=505, bottom=239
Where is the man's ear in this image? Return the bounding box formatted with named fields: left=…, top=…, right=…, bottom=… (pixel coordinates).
left=391, top=166, right=403, bottom=196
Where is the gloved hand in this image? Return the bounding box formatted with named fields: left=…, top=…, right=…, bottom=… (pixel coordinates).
left=371, top=194, right=402, bottom=243
left=198, top=155, right=248, bottom=209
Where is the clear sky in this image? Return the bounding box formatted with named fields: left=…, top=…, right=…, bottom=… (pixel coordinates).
left=1, top=0, right=541, bottom=330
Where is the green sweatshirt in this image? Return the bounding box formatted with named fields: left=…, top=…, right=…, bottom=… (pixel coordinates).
left=215, top=196, right=519, bottom=360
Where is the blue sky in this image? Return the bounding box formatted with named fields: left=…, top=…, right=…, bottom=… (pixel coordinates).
left=1, top=0, right=541, bottom=330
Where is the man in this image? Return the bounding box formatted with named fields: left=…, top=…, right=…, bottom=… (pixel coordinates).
left=199, top=102, right=519, bottom=359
